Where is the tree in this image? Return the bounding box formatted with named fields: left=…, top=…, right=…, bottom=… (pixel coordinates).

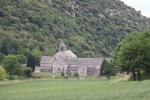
left=27, top=51, right=35, bottom=72
left=1, top=40, right=9, bottom=55
left=32, top=49, right=42, bottom=66
left=16, top=55, right=26, bottom=64
left=2, top=55, right=21, bottom=79
left=0, top=66, right=6, bottom=80
left=113, top=32, right=150, bottom=81
left=0, top=53, right=4, bottom=63
left=0, top=0, right=6, bottom=8
left=101, top=60, right=116, bottom=79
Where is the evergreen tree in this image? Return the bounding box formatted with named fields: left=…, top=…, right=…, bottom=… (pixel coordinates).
left=31, top=55, right=35, bottom=72
left=1, top=40, right=9, bottom=55
left=27, top=52, right=31, bottom=67
left=27, top=51, right=35, bottom=72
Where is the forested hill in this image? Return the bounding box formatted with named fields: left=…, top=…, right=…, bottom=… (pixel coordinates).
left=0, top=0, right=150, bottom=58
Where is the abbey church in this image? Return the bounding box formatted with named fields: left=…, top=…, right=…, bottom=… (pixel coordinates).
left=35, top=42, right=104, bottom=77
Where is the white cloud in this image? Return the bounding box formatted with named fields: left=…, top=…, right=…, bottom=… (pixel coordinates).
left=120, top=0, right=150, bottom=17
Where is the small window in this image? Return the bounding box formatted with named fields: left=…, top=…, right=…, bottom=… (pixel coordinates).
left=61, top=47, right=64, bottom=51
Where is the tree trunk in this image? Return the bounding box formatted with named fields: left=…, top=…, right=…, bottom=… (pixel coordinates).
left=132, top=71, right=136, bottom=81
left=137, top=70, right=141, bottom=81
left=10, top=65, right=13, bottom=80
left=9, top=73, right=12, bottom=79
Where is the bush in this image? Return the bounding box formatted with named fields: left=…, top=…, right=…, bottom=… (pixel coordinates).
left=0, top=66, right=6, bottom=80
left=14, top=65, right=22, bottom=75
left=61, top=71, right=64, bottom=77
left=23, top=67, right=32, bottom=77
left=74, top=72, right=79, bottom=77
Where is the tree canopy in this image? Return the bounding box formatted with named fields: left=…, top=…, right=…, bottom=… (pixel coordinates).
left=2, top=55, right=21, bottom=79
left=113, top=32, right=150, bottom=80
left=27, top=51, right=35, bottom=72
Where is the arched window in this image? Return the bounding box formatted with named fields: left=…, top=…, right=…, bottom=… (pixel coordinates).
left=61, top=46, right=64, bottom=51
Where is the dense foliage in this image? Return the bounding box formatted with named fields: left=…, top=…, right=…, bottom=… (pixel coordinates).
left=2, top=55, right=22, bottom=79
left=101, top=60, right=117, bottom=78
left=113, top=32, right=150, bottom=80
left=27, top=52, right=35, bottom=72
left=22, top=67, right=33, bottom=77
left=0, top=0, right=150, bottom=61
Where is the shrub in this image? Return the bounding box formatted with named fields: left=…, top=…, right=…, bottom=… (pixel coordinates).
left=61, top=71, right=64, bottom=77
left=14, top=64, right=23, bottom=75
left=23, top=67, right=32, bottom=77
left=74, top=72, right=79, bottom=77
left=0, top=66, right=6, bottom=80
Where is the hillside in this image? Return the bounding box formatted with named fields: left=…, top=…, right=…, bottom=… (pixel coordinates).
left=0, top=0, right=150, bottom=61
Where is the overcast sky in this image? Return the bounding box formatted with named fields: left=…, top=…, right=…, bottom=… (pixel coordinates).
left=120, top=0, right=150, bottom=17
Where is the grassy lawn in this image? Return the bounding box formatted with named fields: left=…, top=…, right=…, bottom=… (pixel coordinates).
left=0, top=79, right=150, bottom=100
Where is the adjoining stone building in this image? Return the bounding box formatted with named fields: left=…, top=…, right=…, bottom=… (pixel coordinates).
left=35, top=42, right=104, bottom=77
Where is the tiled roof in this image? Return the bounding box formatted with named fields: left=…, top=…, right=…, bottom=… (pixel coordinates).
left=40, top=56, right=54, bottom=64
left=66, top=58, right=104, bottom=67
left=54, top=50, right=77, bottom=58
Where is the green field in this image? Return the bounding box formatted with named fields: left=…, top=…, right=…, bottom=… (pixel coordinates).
left=0, top=79, right=150, bottom=100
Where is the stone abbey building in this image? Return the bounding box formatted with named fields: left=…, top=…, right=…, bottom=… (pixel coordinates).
left=35, top=42, right=104, bottom=77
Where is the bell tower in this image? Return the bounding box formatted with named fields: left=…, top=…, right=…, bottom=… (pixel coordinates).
left=59, top=41, right=66, bottom=52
